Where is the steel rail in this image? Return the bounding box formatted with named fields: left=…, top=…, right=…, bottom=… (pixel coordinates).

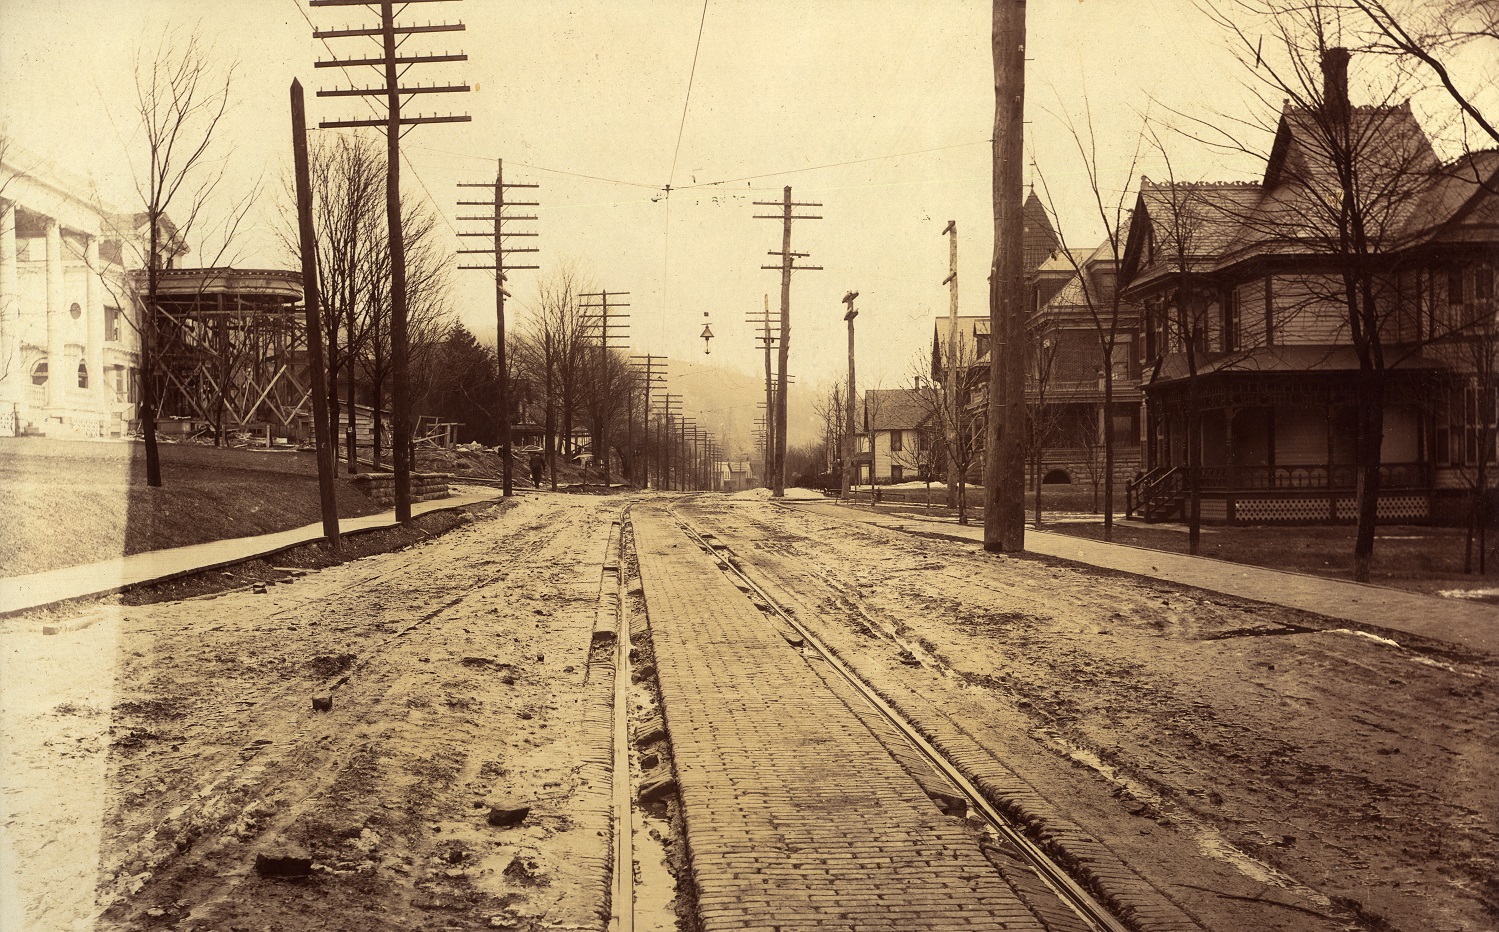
left=668, top=507, right=1133, bottom=932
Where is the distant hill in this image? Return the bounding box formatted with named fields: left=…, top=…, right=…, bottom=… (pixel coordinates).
left=663, top=356, right=823, bottom=461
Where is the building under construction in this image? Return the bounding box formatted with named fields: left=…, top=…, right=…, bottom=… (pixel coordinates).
left=149, top=267, right=312, bottom=442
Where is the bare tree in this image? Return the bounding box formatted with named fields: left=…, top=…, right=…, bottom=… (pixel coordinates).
left=125, top=27, right=240, bottom=487
left=518, top=264, right=591, bottom=489
left=1350, top=0, right=1499, bottom=148
left=1034, top=101, right=1148, bottom=542
left=1026, top=323, right=1067, bottom=528
left=912, top=333, right=982, bottom=524
left=357, top=194, right=452, bottom=468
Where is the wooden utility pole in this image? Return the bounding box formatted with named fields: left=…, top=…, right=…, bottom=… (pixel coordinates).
left=457, top=160, right=539, bottom=497
left=942, top=220, right=960, bottom=509
left=746, top=294, right=779, bottom=489
left=985, top=0, right=1028, bottom=553
left=312, top=0, right=470, bottom=522
left=755, top=187, right=822, bottom=497
left=841, top=291, right=859, bottom=499
left=661, top=394, right=681, bottom=490
left=580, top=291, right=631, bottom=485
left=631, top=355, right=666, bottom=488
left=291, top=80, right=341, bottom=548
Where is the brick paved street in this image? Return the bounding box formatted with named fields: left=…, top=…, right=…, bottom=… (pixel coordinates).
left=631, top=507, right=1050, bottom=932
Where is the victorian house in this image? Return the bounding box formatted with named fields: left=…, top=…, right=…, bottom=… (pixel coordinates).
left=1121, top=49, right=1499, bottom=525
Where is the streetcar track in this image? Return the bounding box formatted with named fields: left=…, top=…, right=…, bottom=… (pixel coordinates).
left=668, top=505, right=1134, bottom=932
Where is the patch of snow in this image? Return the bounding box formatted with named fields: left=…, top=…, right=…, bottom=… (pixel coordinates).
left=1437, top=587, right=1499, bottom=601
left=780, top=488, right=826, bottom=501
left=1330, top=628, right=1403, bottom=649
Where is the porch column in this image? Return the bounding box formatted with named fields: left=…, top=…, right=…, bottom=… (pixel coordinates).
left=1327, top=402, right=1338, bottom=521
left=0, top=201, right=17, bottom=422
left=1225, top=406, right=1237, bottom=524
left=45, top=218, right=63, bottom=417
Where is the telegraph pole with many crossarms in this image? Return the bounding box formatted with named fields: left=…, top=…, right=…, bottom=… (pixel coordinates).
left=311, top=0, right=470, bottom=522
left=746, top=294, right=779, bottom=489
left=456, top=160, right=538, bottom=497
left=754, top=187, right=821, bottom=498
left=630, top=355, right=666, bottom=488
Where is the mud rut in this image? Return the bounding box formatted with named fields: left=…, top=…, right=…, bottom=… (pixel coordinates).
left=6, top=493, right=1495, bottom=932
left=672, top=497, right=1499, bottom=932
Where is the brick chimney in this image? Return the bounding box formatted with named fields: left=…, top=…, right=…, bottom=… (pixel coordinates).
left=1321, top=47, right=1351, bottom=118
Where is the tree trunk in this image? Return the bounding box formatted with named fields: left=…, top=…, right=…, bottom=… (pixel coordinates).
left=1352, top=371, right=1385, bottom=582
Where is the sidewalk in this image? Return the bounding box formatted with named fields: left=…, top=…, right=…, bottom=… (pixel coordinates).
left=785, top=501, right=1499, bottom=656
left=0, top=486, right=505, bottom=616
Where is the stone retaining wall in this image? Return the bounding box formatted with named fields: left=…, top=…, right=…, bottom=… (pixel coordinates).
left=347, top=471, right=450, bottom=506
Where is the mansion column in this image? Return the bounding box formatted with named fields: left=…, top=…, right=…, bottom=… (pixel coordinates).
left=0, top=202, right=17, bottom=423
left=86, top=236, right=108, bottom=424
left=45, top=218, right=64, bottom=416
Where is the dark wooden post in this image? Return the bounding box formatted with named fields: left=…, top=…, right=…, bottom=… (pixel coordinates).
left=291, top=79, right=340, bottom=547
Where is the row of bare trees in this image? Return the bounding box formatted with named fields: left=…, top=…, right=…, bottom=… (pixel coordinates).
left=284, top=133, right=452, bottom=471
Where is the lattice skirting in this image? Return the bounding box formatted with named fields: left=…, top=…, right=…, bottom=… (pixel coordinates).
left=1224, top=493, right=1430, bottom=524
left=1235, top=497, right=1333, bottom=523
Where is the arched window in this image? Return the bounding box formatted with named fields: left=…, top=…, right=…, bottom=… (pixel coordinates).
left=77, top=361, right=89, bottom=389
left=1042, top=468, right=1072, bottom=485
left=30, top=360, right=48, bottom=385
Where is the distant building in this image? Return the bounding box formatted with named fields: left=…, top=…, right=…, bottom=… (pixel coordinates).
left=861, top=387, right=930, bottom=484
left=0, top=149, right=142, bottom=437
left=722, top=455, right=756, bottom=491
left=1026, top=240, right=1144, bottom=487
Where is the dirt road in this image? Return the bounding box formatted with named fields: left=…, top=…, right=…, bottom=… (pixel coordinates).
left=2, top=494, right=622, bottom=932
left=3, top=491, right=1494, bottom=932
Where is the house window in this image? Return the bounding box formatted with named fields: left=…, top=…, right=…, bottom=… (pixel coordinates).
left=890, top=464, right=904, bottom=482
left=69, top=302, right=82, bottom=320
left=1449, top=266, right=1466, bottom=306
left=31, top=360, right=48, bottom=385
left=77, top=361, right=89, bottom=389
left=1478, top=266, right=1495, bottom=303
left=1222, top=289, right=1240, bottom=352
left=890, top=430, right=903, bottom=453
left=105, top=306, right=122, bottom=342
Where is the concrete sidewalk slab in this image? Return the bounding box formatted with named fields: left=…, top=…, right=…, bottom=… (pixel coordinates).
left=0, top=486, right=504, bottom=616
left=784, top=501, right=1499, bottom=656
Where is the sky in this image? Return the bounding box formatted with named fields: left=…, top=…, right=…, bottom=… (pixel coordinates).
left=2, top=0, right=1490, bottom=451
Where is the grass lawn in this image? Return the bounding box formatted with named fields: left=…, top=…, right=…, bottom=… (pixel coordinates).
left=864, top=481, right=1495, bottom=600
left=1047, top=519, right=1495, bottom=599
left=1, top=438, right=385, bottom=576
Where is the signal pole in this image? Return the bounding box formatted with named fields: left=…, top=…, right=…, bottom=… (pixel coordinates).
left=631, top=355, right=666, bottom=488
left=457, top=160, right=538, bottom=497
left=987, top=0, right=1028, bottom=553
left=942, top=220, right=960, bottom=510
left=312, top=0, right=470, bottom=522
left=755, top=187, right=822, bottom=497
left=580, top=291, right=631, bottom=485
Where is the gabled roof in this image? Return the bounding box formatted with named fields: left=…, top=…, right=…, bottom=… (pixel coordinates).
left=1023, top=190, right=1060, bottom=274
left=863, top=388, right=930, bottom=431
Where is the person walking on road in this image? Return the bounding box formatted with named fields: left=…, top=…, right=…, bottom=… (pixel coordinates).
left=529, top=451, right=545, bottom=487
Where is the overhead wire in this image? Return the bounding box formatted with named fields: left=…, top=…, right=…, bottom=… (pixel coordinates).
left=667, top=0, right=711, bottom=191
